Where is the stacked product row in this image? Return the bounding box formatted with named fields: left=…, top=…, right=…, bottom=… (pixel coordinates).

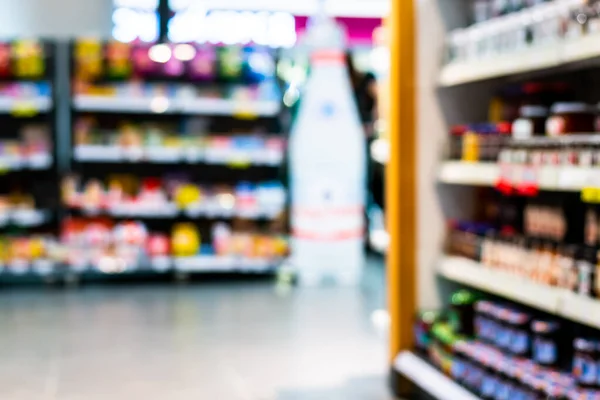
left=449, top=81, right=600, bottom=161
left=0, top=39, right=58, bottom=280
left=446, top=190, right=600, bottom=298
left=416, top=292, right=600, bottom=399
left=449, top=0, right=600, bottom=65
left=0, top=38, right=288, bottom=280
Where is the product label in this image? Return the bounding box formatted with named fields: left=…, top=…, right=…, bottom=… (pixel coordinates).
left=451, top=359, right=466, bottom=381
left=574, top=355, right=597, bottom=385
left=581, top=150, right=594, bottom=167
left=546, top=116, right=565, bottom=137
left=481, top=374, right=497, bottom=397
left=496, top=380, right=513, bottom=400
left=510, top=330, right=529, bottom=355
left=466, top=365, right=482, bottom=388
left=497, top=326, right=512, bottom=350
left=512, top=119, right=533, bottom=140
left=533, top=337, right=557, bottom=365
left=483, top=319, right=497, bottom=342
left=578, top=261, right=593, bottom=296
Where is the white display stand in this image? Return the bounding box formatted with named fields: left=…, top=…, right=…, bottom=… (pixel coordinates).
left=289, top=15, right=366, bottom=286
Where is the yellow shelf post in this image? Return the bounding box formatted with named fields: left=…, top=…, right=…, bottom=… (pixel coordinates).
left=388, top=0, right=417, bottom=395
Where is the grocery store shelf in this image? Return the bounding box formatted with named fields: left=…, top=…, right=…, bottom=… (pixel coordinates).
left=438, top=256, right=600, bottom=330
left=70, top=204, right=284, bottom=221
left=73, top=96, right=179, bottom=114
left=438, top=162, right=499, bottom=187
left=438, top=256, right=560, bottom=314
left=73, top=95, right=281, bottom=117
left=1, top=256, right=281, bottom=278
left=0, top=96, right=53, bottom=113
left=394, top=351, right=480, bottom=400
left=179, top=98, right=281, bottom=117
left=0, top=153, right=53, bottom=171
left=439, top=46, right=560, bottom=87
left=439, top=161, right=600, bottom=192
left=1, top=259, right=57, bottom=277
left=68, top=256, right=281, bottom=275
left=174, top=256, right=278, bottom=273
left=73, top=145, right=283, bottom=166
left=0, top=210, right=50, bottom=227
left=440, top=25, right=600, bottom=87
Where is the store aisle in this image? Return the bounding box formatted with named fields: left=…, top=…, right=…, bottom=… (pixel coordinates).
left=0, top=259, right=394, bottom=400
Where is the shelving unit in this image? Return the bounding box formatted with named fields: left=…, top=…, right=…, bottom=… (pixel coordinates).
left=438, top=256, right=600, bottom=329
left=0, top=39, right=60, bottom=283
left=388, top=0, right=600, bottom=397
left=61, top=40, right=288, bottom=279
left=394, top=351, right=481, bottom=400
left=439, top=1, right=600, bottom=87
left=73, top=94, right=280, bottom=117
left=439, top=161, right=600, bottom=192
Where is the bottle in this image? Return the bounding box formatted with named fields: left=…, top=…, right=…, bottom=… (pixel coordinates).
left=573, top=338, right=598, bottom=389
left=531, top=319, right=561, bottom=368
left=577, top=246, right=596, bottom=297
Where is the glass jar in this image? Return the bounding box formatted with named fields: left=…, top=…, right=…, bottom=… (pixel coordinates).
left=573, top=338, right=598, bottom=389
left=577, top=246, right=596, bottom=297
left=449, top=125, right=466, bottom=160
left=509, top=310, right=531, bottom=358
left=546, top=103, right=596, bottom=136
left=462, top=127, right=480, bottom=162
left=512, top=105, right=548, bottom=139
left=531, top=319, right=561, bottom=368
left=559, top=245, right=579, bottom=291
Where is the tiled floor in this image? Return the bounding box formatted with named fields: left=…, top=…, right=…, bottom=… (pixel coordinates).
left=0, top=259, right=394, bottom=399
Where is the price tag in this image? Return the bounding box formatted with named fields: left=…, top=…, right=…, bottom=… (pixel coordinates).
left=495, top=164, right=515, bottom=195
left=581, top=170, right=600, bottom=204
left=516, top=165, right=539, bottom=197
left=11, top=100, right=38, bottom=117
left=582, top=187, right=600, bottom=204
left=233, top=103, right=258, bottom=120
left=227, top=159, right=251, bottom=169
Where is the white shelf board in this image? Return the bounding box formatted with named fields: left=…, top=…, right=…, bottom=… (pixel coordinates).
left=439, top=256, right=600, bottom=329
left=439, top=33, right=600, bottom=87
left=73, top=95, right=281, bottom=117
left=179, top=98, right=281, bottom=117
left=439, top=256, right=561, bottom=314
left=439, top=161, right=600, bottom=192
left=438, top=161, right=499, bottom=187
left=394, top=351, right=480, bottom=400
left=174, top=256, right=277, bottom=273
left=73, top=96, right=179, bottom=114
left=0, top=96, right=52, bottom=113
left=73, top=145, right=283, bottom=166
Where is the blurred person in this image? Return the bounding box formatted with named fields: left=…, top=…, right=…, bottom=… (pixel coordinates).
left=346, top=52, right=385, bottom=240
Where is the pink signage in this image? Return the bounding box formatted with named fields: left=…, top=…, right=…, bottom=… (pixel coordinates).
left=295, top=16, right=382, bottom=46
